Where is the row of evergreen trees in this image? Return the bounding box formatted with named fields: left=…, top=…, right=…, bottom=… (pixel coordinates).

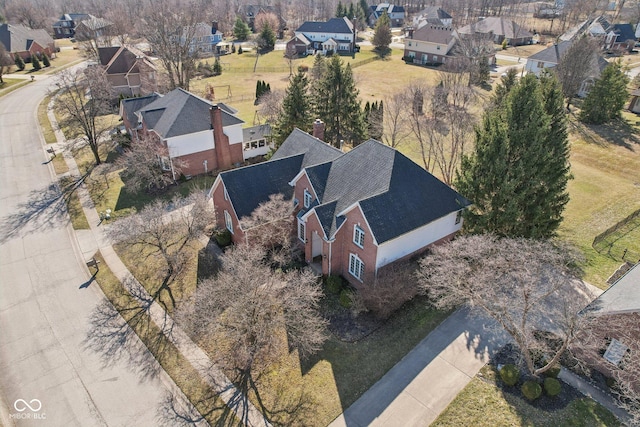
left=14, top=53, right=50, bottom=71
left=273, top=54, right=379, bottom=149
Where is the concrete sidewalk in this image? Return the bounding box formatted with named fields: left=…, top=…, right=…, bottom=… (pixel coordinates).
left=330, top=308, right=510, bottom=427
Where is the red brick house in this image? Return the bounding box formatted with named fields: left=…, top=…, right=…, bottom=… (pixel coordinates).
left=0, top=23, right=55, bottom=62
left=210, top=128, right=470, bottom=286
left=576, top=263, right=640, bottom=394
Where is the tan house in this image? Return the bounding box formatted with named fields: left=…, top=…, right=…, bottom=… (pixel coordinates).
left=456, top=17, right=533, bottom=46
left=404, top=24, right=456, bottom=65
left=97, top=46, right=157, bottom=97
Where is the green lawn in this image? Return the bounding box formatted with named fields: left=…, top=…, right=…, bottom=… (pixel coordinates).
left=433, top=366, right=620, bottom=427
left=8, top=47, right=83, bottom=76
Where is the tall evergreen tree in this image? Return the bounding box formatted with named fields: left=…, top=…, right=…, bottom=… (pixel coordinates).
left=31, top=55, right=41, bottom=71
left=312, top=55, right=367, bottom=147
left=372, top=11, right=392, bottom=57
left=274, top=69, right=312, bottom=146
left=233, top=17, right=251, bottom=41
left=579, top=62, right=629, bottom=124
left=455, top=74, right=570, bottom=238
left=348, top=3, right=355, bottom=18
left=336, top=1, right=345, bottom=17
left=14, top=54, right=25, bottom=71
left=42, top=54, right=50, bottom=67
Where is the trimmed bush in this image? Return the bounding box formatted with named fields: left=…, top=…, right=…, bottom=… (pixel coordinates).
left=544, top=377, right=562, bottom=397
left=544, top=364, right=561, bottom=379
left=521, top=380, right=542, bottom=401
left=42, top=54, right=51, bottom=67
left=31, top=56, right=41, bottom=71
left=215, top=229, right=232, bottom=247
left=14, top=54, right=25, bottom=71
left=499, top=364, right=520, bottom=386
left=326, top=275, right=343, bottom=294
left=339, top=289, right=352, bottom=308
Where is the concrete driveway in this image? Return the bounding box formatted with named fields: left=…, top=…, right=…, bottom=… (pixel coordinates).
left=0, top=75, right=170, bottom=426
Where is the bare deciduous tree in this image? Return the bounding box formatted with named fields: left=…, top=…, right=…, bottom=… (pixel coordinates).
left=142, top=0, right=200, bottom=91
left=416, top=234, right=595, bottom=378
left=405, top=82, right=436, bottom=172
left=554, top=37, right=601, bottom=110
left=381, top=92, right=411, bottom=149
left=53, top=67, right=114, bottom=166
left=109, top=193, right=215, bottom=310
left=0, top=43, right=12, bottom=84
left=177, top=243, right=327, bottom=380
left=239, top=193, right=299, bottom=267
left=256, top=89, right=284, bottom=125
left=254, top=11, right=280, bottom=34
left=116, top=134, right=186, bottom=193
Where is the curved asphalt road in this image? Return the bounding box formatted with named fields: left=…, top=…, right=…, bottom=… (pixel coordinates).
left=0, top=76, right=167, bottom=426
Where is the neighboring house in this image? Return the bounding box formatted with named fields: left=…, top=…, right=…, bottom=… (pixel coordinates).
left=456, top=17, right=533, bottom=46
left=0, top=23, right=55, bottom=61
left=628, top=88, right=640, bottom=113
left=74, top=16, right=113, bottom=42
left=368, top=3, right=405, bottom=27
left=120, top=88, right=272, bottom=177
left=403, top=23, right=456, bottom=65
left=53, top=13, right=90, bottom=39
left=97, top=46, right=158, bottom=96
left=210, top=127, right=470, bottom=287
left=561, top=16, right=636, bottom=52
left=240, top=4, right=287, bottom=37
left=524, top=40, right=608, bottom=97
left=285, top=34, right=312, bottom=56
left=178, top=22, right=223, bottom=55
left=242, top=124, right=271, bottom=159
left=576, top=263, right=640, bottom=393
left=292, top=17, right=356, bottom=55
left=412, top=6, right=453, bottom=27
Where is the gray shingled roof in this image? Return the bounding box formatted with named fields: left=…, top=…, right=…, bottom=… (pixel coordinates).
left=411, top=24, right=455, bottom=45
left=271, top=128, right=343, bottom=168
left=528, top=41, right=572, bottom=64
left=0, top=23, right=53, bottom=52
left=243, top=124, right=271, bottom=142
left=296, top=17, right=354, bottom=35
left=586, top=263, right=640, bottom=315
left=222, top=155, right=304, bottom=219
left=613, top=23, right=636, bottom=42
left=457, top=17, right=533, bottom=39
left=417, top=6, right=452, bottom=20
left=136, top=88, right=244, bottom=139
left=120, top=93, right=161, bottom=128
left=308, top=140, right=470, bottom=242
left=98, top=46, right=120, bottom=66
left=77, top=16, right=112, bottom=32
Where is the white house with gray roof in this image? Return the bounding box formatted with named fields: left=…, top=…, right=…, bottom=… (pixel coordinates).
left=404, top=23, right=456, bottom=65
left=210, top=129, right=469, bottom=286
left=293, top=17, right=356, bottom=55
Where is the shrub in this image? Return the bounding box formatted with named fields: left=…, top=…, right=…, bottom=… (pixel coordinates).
left=499, top=364, right=520, bottom=386
left=298, top=64, right=309, bottom=73
left=326, top=275, right=343, bottom=294
left=351, top=260, right=418, bottom=319
left=544, top=363, right=561, bottom=378
left=215, top=229, right=232, bottom=247
left=238, top=46, right=243, bottom=54
left=501, top=39, right=508, bottom=50
left=42, top=54, right=51, bottom=67
left=14, top=54, right=25, bottom=71
left=606, top=376, right=616, bottom=388
left=339, top=289, right=352, bottom=308
left=31, top=56, right=41, bottom=71
left=521, top=380, right=542, bottom=401
left=544, top=377, right=562, bottom=397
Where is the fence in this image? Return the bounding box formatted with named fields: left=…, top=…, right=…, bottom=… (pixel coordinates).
left=592, top=208, right=640, bottom=262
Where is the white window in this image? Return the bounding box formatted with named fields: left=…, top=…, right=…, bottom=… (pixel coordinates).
left=224, top=210, right=233, bottom=233
left=303, top=189, right=313, bottom=208
left=349, top=253, right=364, bottom=281
left=603, top=338, right=628, bottom=366
left=159, top=156, right=171, bottom=171
left=223, top=186, right=229, bottom=201
left=298, top=219, right=306, bottom=242
left=537, top=61, right=544, bottom=69
left=353, top=225, right=365, bottom=248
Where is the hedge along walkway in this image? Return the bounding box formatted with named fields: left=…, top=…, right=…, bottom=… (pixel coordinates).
left=47, top=102, right=270, bottom=427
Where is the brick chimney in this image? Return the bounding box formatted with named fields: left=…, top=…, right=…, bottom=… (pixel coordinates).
left=211, top=105, right=232, bottom=169
left=313, top=118, right=325, bottom=141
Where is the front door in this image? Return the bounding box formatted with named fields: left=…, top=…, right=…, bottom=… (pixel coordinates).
left=312, top=231, right=322, bottom=259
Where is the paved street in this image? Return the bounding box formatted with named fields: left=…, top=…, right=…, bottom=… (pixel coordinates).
left=0, top=76, right=169, bottom=426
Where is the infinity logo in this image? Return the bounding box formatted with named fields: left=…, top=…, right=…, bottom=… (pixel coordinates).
left=14, top=399, right=42, bottom=412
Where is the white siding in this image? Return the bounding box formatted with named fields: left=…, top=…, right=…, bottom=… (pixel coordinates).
left=375, top=211, right=462, bottom=269
left=167, top=130, right=214, bottom=157
left=224, top=123, right=244, bottom=145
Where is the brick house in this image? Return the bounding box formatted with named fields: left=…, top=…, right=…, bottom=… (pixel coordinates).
left=575, top=263, right=640, bottom=393
left=210, top=127, right=470, bottom=287
left=0, top=23, right=55, bottom=62
left=403, top=23, right=456, bottom=65
left=291, top=17, right=356, bottom=55
left=97, top=46, right=158, bottom=97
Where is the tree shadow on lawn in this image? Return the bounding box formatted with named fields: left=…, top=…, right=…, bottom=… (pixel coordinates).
left=301, top=303, right=506, bottom=426
left=572, top=116, right=640, bottom=151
